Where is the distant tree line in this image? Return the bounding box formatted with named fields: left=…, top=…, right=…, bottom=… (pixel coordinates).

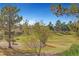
left=48, top=20, right=79, bottom=33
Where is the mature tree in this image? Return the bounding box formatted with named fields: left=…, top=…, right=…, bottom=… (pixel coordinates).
left=48, top=21, right=54, bottom=31
left=51, top=4, right=79, bottom=16
left=54, top=20, right=62, bottom=32
left=67, top=21, right=74, bottom=31
left=1, top=6, right=22, bottom=48
left=61, top=22, right=69, bottom=32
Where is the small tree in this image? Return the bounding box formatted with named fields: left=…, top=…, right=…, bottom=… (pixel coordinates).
left=23, top=19, right=31, bottom=35
left=26, top=36, right=39, bottom=55
left=33, top=22, right=51, bottom=55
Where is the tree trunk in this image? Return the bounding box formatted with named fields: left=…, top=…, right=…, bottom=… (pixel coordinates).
left=37, top=42, right=42, bottom=56
left=8, top=15, right=12, bottom=48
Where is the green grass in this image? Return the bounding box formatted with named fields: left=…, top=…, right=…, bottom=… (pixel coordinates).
left=63, top=44, right=79, bottom=56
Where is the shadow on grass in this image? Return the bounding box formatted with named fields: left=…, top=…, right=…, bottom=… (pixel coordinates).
left=0, top=46, right=37, bottom=56
left=0, top=44, right=78, bottom=56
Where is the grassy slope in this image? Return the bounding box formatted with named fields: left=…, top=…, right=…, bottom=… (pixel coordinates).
left=15, top=32, right=79, bottom=55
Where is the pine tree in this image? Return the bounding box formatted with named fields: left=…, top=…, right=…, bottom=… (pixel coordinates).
left=1, top=6, right=22, bottom=48
left=48, top=21, right=54, bottom=31
left=55, top=20, right=62, bottom=32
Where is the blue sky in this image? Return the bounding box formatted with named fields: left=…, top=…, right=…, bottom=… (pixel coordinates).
left=0, top=3, right=78, bottom=25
